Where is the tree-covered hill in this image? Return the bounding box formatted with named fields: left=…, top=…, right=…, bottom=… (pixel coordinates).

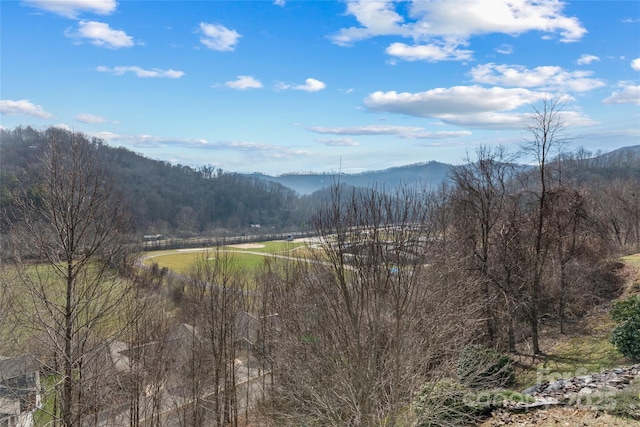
left=0, top=126, right=305, bottom=236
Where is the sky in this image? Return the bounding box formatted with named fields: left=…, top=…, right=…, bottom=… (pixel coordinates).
left=1, top=0, right=639, bottom=175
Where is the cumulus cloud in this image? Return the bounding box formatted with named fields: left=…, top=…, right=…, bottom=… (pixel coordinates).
left=276, top=78, right=326, bottom=92
left=470, top=63, right=605, bottom=92
left=385, top=42, right=472, bottom=62
left=365, top=86, right=544, bottom=116
left=97, top=66, right=184, bottom=78
left=23, top=0, right=116, bottom=18
left=0, top=99, right=53, bottom=118
left=632, top=58, right=640, bottom=71
left=330, top=1, right=412, bottom=46
left=316, top=138, right=360, bottom=146
left=66, top=21, right=134, bottom=49
left=577, top=54, right=600, bottom=65
left=224, top=75, right=263, bottom=90
left=310, top=124, right=471, bottom=139
left=199, top=23, right=241, bottom=51
left=331, top=0, right=586, bottom=62
left=603, top=84, right=640, bottom=105
left=361, top=86, right=597, bottom=129
left=295, top=78, right=326, bottom=92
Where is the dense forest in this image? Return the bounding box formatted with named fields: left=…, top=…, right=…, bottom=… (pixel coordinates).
left=1, top=109, right=640, bottom=427
left=0, top=126, right=314, bottom=236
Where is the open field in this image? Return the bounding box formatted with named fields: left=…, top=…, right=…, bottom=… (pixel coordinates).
left=142, top=239, right=310, bottom=275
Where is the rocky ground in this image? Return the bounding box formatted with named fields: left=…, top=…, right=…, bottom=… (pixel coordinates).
left=480, top=257, right=640, bottom=426
left=481, top=407, right=638, bottom=427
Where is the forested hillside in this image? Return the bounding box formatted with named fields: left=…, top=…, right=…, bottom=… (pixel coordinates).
left=0, top=126, right=306, bottom=235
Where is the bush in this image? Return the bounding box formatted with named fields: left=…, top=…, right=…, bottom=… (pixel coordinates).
left=611, top=296, right=640, bottom=323
left=610, top=296, right=640, bottom=361
left=411, top=378, right=471, bottom=427
left=611, top=318, right=640, bottom=362
left=456, top=345, right=515, bottom=389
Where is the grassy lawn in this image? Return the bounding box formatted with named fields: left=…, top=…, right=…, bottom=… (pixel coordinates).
left=143, top=240, right=309, bottom=274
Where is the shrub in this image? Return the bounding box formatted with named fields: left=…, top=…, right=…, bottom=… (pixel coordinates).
left=411, top=378, right=471, bottom=427
left=456, top=345, right=515, bottom=389
left=610, top=296, right=640, bottom=361
left=611, top=296, right=640, bottom=323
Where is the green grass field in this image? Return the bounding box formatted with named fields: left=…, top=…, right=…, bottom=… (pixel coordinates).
left=143, top=240, right=309, bottom=274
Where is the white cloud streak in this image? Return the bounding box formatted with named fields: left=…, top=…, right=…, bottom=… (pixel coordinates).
left=225, top=75, right=263, bottom=90
left=66, top=21, right=134, bottom=49
left=199, top=23, right=241, bottom=51
left=97, top=66, right=184, bottom=78
left=75, top=113, right=117, bottom=124
left=470, top=63, right=605, bottom=92
left=23, top=0, right=116, bottom=18
left=276, top=78, right=326, bottom=92
left=310, top=124, right=471, bottom=139
left=0, top=99, right=53, bottom=118
left=316, top=138, right=360, bottom=146
left=632, top=58, right=640, bottom=71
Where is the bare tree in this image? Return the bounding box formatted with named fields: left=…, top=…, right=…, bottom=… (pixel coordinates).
left=260, top=184, right=481, bottom=426
left=3, top=128, right=133, bottom=426
left=520, top=97, right=570, bottom=355
left=450, top=145, right=515, bottom=346
left=177, top=248, right=246, bottom=427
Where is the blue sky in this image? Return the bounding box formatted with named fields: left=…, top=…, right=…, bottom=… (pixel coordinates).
left=1, top=0, right=639, bottom=175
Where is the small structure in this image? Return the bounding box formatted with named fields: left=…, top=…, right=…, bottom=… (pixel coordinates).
left=0, top=355, right=41, bottom=427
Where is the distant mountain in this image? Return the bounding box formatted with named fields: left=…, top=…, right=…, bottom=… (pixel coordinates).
left=247, top=161, right=453, bottom=195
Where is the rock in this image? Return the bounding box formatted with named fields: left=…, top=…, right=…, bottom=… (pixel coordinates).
left=522, top=384, right=540, bottom=395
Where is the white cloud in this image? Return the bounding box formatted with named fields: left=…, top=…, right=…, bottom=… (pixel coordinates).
left=385, top=42, right=472, bottom=62
left=276, top=78, right=326, bottom=92
left=225, top=75, right=263, bottom=90
left=470, top=63, right=605, bottom=92
left=603, top=84, right=640, bottom=105
left=631, top=58, right=640, bottom=71
left=23, top=0, right=116, bottom=18
left=66, top=21, right=134, bottom=49
left=316, top=138, right=360, bottom=146
left=331, top=0, right=586, bottom=62
left=495, top=44, right=514, bottom=55
left=94, top=132, right=314, bottom=160
left=75, top=113, right=118, bottom=124
left=0, top=99, right=53, bottom=118
left=295, top=78, right=326, bottom=92
left=310, top=124, right=471, bottom=139
left=97, top=66, right=184, bottom=78
left=199, top=23, right=241, bottom=51
left=361, top=86, right=595, bottom=129
left=53, top=123, right=71, bottom=131
left=274, top=0, right=286, bottom=6
left=577, top=54, right=600, bottom=65
left=365, top=86, right=544, bottom=116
